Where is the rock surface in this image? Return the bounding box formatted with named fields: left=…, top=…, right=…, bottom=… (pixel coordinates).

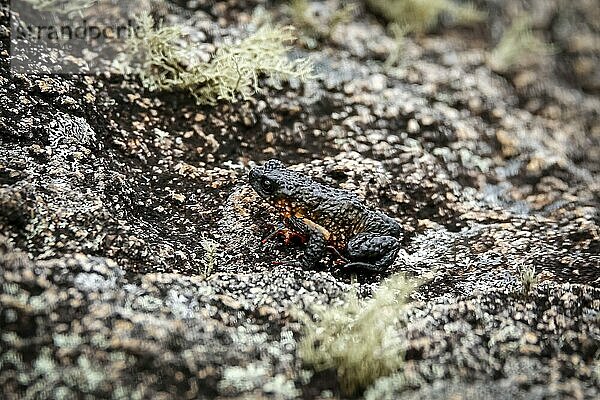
left=1, top=0, right=599, bottom=399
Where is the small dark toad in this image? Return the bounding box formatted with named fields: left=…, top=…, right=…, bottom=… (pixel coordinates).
left=249, top=159, right=401, bottom=271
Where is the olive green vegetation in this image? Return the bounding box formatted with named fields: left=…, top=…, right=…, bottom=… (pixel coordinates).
left=366, top=0, right=484, bottom=34
left=298, top=274, right=420, bottom=396
left=488, top=17, right=555, bottom=72
left=125, top=14, right=314, bottom=105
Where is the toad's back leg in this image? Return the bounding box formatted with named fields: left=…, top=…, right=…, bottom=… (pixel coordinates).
left=344, top=232, right=400, bottom=272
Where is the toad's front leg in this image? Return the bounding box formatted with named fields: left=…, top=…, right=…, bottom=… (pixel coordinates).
left=262, top=222, right=307, bottom=245
left=287, top=216, right=327, bottom=268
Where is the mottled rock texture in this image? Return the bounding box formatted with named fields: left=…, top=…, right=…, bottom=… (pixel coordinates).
left=1, top=0, right=598, bottom=399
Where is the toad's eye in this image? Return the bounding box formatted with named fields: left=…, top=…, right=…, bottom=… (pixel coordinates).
left=260, top=177, right=275, bottom=194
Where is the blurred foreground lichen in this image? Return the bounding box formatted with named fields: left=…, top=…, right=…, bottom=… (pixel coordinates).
left=298, top=274, right=419, bottom=395
left=123, top=14, right=314, bottom=105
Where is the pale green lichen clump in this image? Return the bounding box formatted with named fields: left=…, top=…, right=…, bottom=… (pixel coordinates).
left=125, top=14, right=314, bottom=105
left=298, top=274, right=419, bottom=395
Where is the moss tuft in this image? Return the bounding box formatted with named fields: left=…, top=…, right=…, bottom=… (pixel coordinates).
left=517, top=263, right=539, bottom=297
left=200, top=236, right=219, bottom=277
left=298, top=274, right=419, bottom=395
left=124, top=14, right=314, bottom=105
